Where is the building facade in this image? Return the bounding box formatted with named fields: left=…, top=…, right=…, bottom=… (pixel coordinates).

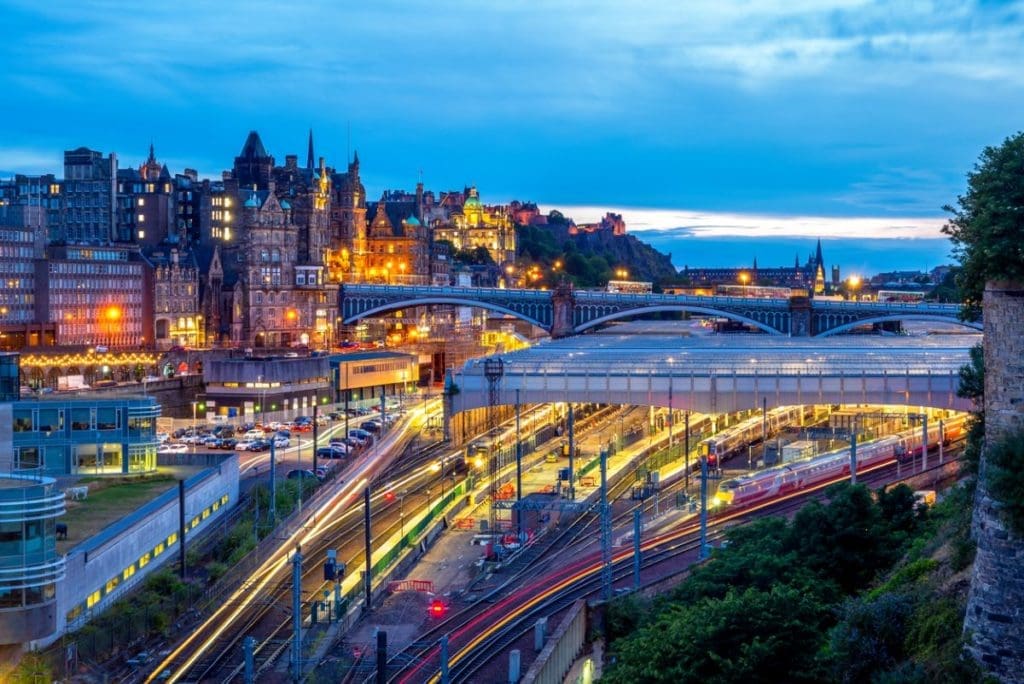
left=432, top=186, right=516, bottom=266
left=151, top=249, right=201, bottom=350
left=60, top=147, right=117, bottom=243
left=10, top=396, right=160, bottom=476
left=37, top=244, right=153, bottom=349
left=0, top=473, right=65, bottom=645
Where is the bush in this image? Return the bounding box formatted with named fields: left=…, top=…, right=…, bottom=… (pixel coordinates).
left=985, top=427, right=1024, bottom=536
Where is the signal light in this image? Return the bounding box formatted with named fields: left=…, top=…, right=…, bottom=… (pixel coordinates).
left=428, top=599, right=447, bottom=618
left=384, top=491, right=396, bottom=503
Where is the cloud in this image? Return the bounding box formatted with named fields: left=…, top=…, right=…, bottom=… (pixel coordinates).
left=548, top=205, right=946, bottom=240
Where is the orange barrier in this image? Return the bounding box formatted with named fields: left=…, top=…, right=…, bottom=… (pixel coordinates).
left=389, top=579, right=435, bottom=593
left=455, top=517, right=476, bottom=530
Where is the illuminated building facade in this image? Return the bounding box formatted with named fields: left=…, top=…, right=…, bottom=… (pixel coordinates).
left=432, top=186, right=516, bottom=265
left=363, top=194, right=431, bottom=284
left=680, top=240, right=830, bottom=295
left=197, top=131, right=338, bottom=348
left=327, top=153, right=367, bottom=281
left=0, top=224, right=54, bottom=350
left=37, top=244, right=153, bottom=349
left=151, top=249, right=201, bottom=350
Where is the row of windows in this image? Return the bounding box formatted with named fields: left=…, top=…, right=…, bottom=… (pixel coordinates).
left=52, top=260, right=137, bottom=273
left=0, top=246, right=35, bottom=259
left=351, top=360, right=412, bottom=375
left=0, top=263, right=35, bottom=274
left=64, top=181, right=111, bottom=192
left=64, top=249, right=130, bottom=262
left=0, top=229, right=32, bottom=243
left=67, top=493, right=230, bottom=623
left=13, top=407, right=124, bottom=432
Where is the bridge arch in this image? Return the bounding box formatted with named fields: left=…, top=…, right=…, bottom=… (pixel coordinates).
left=816, top=313, right=983, bottom=337
left=342, top=297, right=550, bottom=330
left=573, top=305, right=786, bottom=335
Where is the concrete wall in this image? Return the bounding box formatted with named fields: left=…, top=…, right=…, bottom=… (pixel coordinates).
left=50, top=454, right=239, bottom=643
left=522, top=599, right=587, bottom=684
left=965, top=281, right=1024, bottom=682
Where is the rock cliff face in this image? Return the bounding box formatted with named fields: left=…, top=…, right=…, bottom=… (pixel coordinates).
left=964, top=281, right=1024, bottom=682
left=519, top=222, right=678, bottom=284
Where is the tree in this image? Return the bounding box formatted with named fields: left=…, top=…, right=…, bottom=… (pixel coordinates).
left=942, top=131, right=1024, bottom=318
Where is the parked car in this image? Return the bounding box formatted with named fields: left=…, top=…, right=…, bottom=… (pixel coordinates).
left=156, top=432, right=170, bottom=443
left=158, top=443, right=188, bottom=454
left=276, top=429, right=291, bottom=439
left=346, top=431, right=369, bottom=446
left=219, top=438, right=238, bottom=450
left=360, top=420, right=382, bottom=434
left=272, top=436, right=290, bottom=449
left=316, top=447, right=337, bottom=460
left=286, top=469, right=320, bottom=481
left=328, top=412, right=342, bottom=420
left=242, top=428, right=264, bottom=440
left=235, top=439, right=257, bottom=451
left=249, top=439, right=271, bottom=452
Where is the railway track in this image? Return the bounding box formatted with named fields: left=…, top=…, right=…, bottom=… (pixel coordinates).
left=387, top=449, right=962, bottom=683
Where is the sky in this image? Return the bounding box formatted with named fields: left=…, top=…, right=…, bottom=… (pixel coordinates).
left=2, top=0, right=1023, bottom=271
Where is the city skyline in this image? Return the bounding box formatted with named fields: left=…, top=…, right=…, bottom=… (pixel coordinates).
left=3, top=1, right=1023, bottom=236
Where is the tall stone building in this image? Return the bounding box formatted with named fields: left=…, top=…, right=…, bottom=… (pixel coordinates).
left=326, top=153, right=368, bottom=282
left=116, top=145, right=175, bottom=247
left=151, top=249, right=201, bottom=350
left=197, top=131, right=337, bottom=348
left=964, top=280, right=1024, bottom=682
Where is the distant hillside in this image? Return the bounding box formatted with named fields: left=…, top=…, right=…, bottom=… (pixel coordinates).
left=516, top=222, right=677, bottom=288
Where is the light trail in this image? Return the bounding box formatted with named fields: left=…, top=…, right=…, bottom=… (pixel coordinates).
left=146, top=402, right=438, bottom=683
left=417, top=455, right=912, bottom=684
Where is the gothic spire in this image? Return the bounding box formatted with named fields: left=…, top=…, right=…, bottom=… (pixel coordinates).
left=306, top=128, right=315, bottom=170
left=815, top=238, right=824, bottom=268
left=147, top=142, right=156, bottom=164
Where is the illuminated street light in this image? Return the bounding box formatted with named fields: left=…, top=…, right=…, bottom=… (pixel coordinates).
left=847, top=275, right=862, bottom=301
left=738, top=272, right=750, bottom=286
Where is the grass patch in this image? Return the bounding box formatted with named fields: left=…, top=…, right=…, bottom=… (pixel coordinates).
left=59, top=474, right=177, bottom=554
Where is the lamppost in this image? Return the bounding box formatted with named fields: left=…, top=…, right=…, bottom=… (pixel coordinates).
left=738, top=271, right=750, bottom=288
left=190, top=400, right=198, bottom=451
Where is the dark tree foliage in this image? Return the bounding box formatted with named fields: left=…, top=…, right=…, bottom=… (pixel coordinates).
left=957, top=343, right=985, bottom=476
left=942, top=131, right=1024, bottom=318
left=605, top=484, right=925, bottom=683
left=823, top=592, right=915, bottom=683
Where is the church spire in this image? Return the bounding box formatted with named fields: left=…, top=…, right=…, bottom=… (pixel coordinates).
left=147, top=142, right=156, bottom=164
left=306, top=128, right=315, bottom=170
left=815, top=238, right=824, bottom=268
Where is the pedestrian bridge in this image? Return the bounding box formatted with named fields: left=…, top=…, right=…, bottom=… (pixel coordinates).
left=447, top=329, right=979, bottom=416
left=340, top=284, right=980, bottom=337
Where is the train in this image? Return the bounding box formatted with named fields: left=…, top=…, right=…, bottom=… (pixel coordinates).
left=698, top=405, right=820, bottom=467
left=714, top=414, right=967, bottom=508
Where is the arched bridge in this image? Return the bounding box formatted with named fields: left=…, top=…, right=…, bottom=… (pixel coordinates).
left=339, top=284, right=980, bottom=337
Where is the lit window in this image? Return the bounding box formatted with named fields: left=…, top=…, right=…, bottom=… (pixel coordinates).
left=105, top=576, right=119, bottom=593
left=86, top=591, right=101, bottom=608
left=191, top=516, right=200, bottom=528
left=153, top=542, right=165, bottom=556
left=138, top=198, right=145, bottom=207
left=167, top=532, right=178, bottom=546
left=138, top=214, right=145, bottom=222
left=221, top=494, right=229, bottom=505
left=138, top=230, right=145, bottom=239
left=123, top=565, right=135, bottom=581
left=138, top=552, right=151, bottom=568
left=202, top=507, right=210, bottom=519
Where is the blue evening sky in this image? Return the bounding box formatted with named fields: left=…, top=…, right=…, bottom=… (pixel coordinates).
left=2, top=1, right=1023, bottom=271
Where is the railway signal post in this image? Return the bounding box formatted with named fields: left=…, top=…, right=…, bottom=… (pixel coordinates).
left=633, top=509, right=642, bottom=590
left=291, top=545, right=303, bottom=682
left=600, top=448, right=612, bottom=601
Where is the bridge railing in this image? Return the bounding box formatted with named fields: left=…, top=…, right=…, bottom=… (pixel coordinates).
left=342, top=284, right=551, bottom=300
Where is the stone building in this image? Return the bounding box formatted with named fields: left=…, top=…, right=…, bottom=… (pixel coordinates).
left=362, top=193, right=431, bottom=285
left=197, top=131, right=337, bottom=349
left=116, top=145, right=175, bottom=247
left=151, top=249, right=201, bottom=350
left=432, top=186, right=516, bottom=266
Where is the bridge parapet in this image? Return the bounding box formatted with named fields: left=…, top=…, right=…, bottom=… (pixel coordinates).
left=338, top=284, right=980, bottom=338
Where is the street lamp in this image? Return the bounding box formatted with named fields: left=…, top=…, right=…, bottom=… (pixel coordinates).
left=190, top=400, right=198, bottom=451
left=738, top=272, right=750, bottom=287
left=847, top=275, right=862, bottom=301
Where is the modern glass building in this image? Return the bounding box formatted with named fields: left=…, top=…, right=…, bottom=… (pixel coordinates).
left=0, top=473, right=65, bottom=644
left=11, top=397, right=160, bottom=476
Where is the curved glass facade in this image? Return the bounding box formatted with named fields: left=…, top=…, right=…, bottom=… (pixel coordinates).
left=0, top=474, right=65, bottom=644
